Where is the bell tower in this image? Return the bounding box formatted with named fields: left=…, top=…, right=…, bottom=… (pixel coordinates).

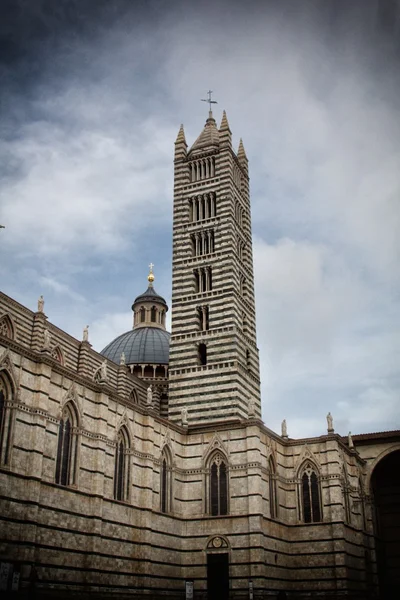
left=168, top=105, right=261, bottom=425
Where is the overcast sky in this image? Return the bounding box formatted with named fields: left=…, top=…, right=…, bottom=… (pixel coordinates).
left=1, top=0, right=399, bottom=438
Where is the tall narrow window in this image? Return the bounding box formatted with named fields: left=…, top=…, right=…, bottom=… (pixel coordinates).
left=268, top=457, right=278, bottom=519
left=0, top=372, right=14, bottom=465
left=140, top=307, right=146, bottom=323
left=160, top=449, right=172, bottom=513
left=55, top=403, right=78, bottom=486
left=201, top=269, right=207, bottom=292
left=342, top=466, right=351, bottom=524
left=301, top=463, right=322, bottom=523
left=198, top=306, right=209, bottom=331
left=151, top=306, right=157, bottom=323
left=198, top=343, right=207, bottom=365
left=194, top=270, right=200, bottom=293
left=114, top=427, right=130, bottom=501
left=209, top=453, right=228, bottom=516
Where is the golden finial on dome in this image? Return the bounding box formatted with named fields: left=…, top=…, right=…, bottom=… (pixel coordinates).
left=148, top=262, right=155, bottom=285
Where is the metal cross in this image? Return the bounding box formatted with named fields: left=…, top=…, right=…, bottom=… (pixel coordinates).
left=201, top=90, right=217, bottom=112
left=149, top=262, right=154, bottom=272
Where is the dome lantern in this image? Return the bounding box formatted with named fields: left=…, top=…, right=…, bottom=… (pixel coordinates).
left=131, top=264, right=168, bottom=331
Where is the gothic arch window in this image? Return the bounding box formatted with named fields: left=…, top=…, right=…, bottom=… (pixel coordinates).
left=55, top=402, right=79, bottom=486
left=208, top=452, right=228, bottom=516
left=0, top=315, right=14, bottom=340
left=114, top=427, right=130, bottom=502
left=268, top=456, right=278, bottom=519
left=0, top=371, right=14, bottom=465
left=160, top=447, right=173, bottom=513
left=300, top=462, right=322, bottom=523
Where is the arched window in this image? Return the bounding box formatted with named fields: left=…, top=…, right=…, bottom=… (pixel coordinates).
left=160, top=448, right=173, bottom=513
left=114, top=427, right=130, bottom=501
left=300, top=462, right=322, bottom=523
left=198, top=343, right=207, bottom=366
left=268, top=457, right=278, bottom=519
left=55, top=403, right=79, bottom=486
left=150, top=306, right=157, bottom=323
left=140, top=307, right=146, bottom=323
left=0, top=371, right=14, bottom=465
left=209, top=452, right=228, bottom=516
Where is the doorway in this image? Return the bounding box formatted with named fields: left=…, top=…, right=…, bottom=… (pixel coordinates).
left=207, top=553, right=229, bottom=600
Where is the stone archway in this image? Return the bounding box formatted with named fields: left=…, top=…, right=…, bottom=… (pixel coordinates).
left=371, top=449, right=400, bottom=598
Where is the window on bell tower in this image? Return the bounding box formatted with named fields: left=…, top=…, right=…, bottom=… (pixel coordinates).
left=198, top=343, right=207, bottom=366
left=189, top=192, right=216, bottom=222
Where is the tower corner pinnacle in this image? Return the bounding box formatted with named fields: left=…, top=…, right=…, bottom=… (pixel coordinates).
left=219, top=110, right=231, bottom=132
left=219, top=109, right=232, bottom=147
left=174, top=124, right=187, bottom=161
left=237, top=138, right=248, bottom=166
left=175, top=124, right=187, bottom=146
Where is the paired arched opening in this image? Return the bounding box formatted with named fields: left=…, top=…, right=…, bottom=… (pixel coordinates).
left=208, top=452, right=228, bottom=516
left=299, top=461, right=322, bottom=523
left=55, top=402, right=79, bottom=486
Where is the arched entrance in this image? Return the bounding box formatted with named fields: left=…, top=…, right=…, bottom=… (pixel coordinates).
left=371, top=450, right=400, bottom=598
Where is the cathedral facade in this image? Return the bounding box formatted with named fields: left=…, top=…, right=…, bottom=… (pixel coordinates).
left=0, top=110, right=399, bottom=599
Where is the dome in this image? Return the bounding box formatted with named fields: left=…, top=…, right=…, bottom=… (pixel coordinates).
left=101, top=327, right=170, bottom=365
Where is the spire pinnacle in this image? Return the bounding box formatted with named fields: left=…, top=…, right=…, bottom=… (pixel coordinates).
left=175, top=124, right=187, bottom=146
left=237, top=138, right=247, bottom=159
left=219, top=110, right=231, bottom=132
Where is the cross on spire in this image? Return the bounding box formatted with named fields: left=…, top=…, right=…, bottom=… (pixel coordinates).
left=201, top=90, right=218, bottom=117
left=147, top=262, right=155, bottom=285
